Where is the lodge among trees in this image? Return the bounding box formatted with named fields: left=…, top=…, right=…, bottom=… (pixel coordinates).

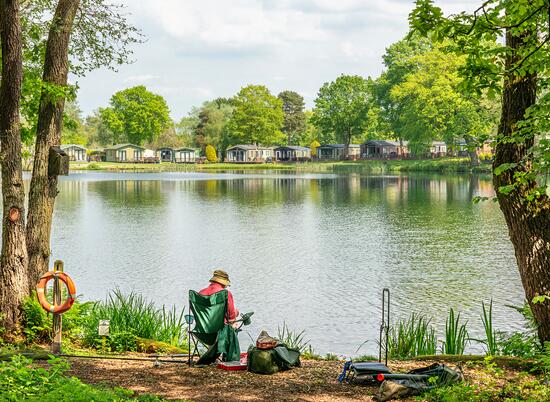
left=105, top=144, right=145, bottom=162
left=60, top=144, right=87, bottom=161
left=225, top=145, right=274, bottom=163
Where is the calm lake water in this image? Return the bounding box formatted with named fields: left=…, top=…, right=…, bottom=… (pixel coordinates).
left=49, top=171, right=524, bottom=356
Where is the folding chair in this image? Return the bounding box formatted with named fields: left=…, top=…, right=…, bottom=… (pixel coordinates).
left=186, top=289, right=230, bottom=366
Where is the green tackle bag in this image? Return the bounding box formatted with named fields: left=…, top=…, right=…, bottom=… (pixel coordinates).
left=247, top=344, right=301, bottom=375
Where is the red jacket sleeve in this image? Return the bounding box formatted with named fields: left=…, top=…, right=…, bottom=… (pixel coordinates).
left=227, top=290, right=239, bottom=321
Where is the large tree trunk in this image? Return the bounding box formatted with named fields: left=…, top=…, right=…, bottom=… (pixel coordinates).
left=26, top=0, right=80, bottom=289
left=493, top=29, right=550, bottom=344
left=0, top=0, right=29, bottom=335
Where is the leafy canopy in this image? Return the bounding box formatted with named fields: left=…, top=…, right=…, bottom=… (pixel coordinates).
left=278, top=90, right=306, bottom=144
left=227, top=85, right=285, bottom=146
left=100, top=86, right=171, bottom=146
left=409, top=0, right=550, bottom=199
left=311, top=75, right=370, bottom=146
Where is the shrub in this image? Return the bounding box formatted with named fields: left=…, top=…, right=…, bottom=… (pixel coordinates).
left=22, top=292, right=51, bottom=343
left=87, top=162, right=101, bottom=170
left=205, top=145, right=217, bottom=162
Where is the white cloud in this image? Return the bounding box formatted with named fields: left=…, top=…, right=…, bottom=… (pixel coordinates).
left=76, top=0, right=484, bottom=118
left=124, top=74, right=159, bottom=83
left=141, top=0, right=326, bottom=49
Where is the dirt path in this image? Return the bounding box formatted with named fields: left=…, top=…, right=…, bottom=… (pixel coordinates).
left=68, top=358, right=381, bottom=401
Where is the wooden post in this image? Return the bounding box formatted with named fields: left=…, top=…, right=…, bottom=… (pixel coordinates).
left=51, top=260, right=63, bottom=354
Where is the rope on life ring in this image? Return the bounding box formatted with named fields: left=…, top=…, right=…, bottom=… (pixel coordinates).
left=36, top=271, right=77, bottom=314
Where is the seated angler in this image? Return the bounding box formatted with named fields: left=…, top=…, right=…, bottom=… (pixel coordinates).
left=199, top=270, right=239, bottom=327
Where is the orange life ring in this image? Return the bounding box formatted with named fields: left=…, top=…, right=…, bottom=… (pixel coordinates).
left=36, top=271, right=77, bottom=314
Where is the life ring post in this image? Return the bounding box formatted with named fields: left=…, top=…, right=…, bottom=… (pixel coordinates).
left=52, top=260, right=64, bottom=355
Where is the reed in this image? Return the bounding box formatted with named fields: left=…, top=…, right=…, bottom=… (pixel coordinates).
left=480, top=300, right=499, bottom=355
left=441, top=308, right=469, bottom=355
left=83, top=289, right=187, bottom=349
left=388, top=313, right=437, bottom=358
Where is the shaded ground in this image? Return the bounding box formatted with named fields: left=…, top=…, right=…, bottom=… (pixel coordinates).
left=68, top=358, right=373, bottom=401
left=66, top=357, right=534, bottom=402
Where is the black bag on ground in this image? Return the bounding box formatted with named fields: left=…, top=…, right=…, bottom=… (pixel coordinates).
left=247, top=344, right=301, bottom=374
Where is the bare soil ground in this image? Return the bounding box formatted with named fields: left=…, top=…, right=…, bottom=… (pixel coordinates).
left=67, top=357, right=511, bottom=402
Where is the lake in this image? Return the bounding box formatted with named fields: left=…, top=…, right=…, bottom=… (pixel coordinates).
left=50, top=171, right=524, bottom=356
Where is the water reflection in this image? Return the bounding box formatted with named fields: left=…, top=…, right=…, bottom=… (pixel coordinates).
left=50, top=172, right=522, bottom=355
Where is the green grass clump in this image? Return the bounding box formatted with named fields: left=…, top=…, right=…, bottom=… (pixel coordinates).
left=441, top=308, right=469, bottom=355
left=82, top=289, right=187, bottom=352
left=277, top=322, right=310, bottom=353
left=388, top=313, right=437, bottom=359
left=0, top=355, right=164, bottom=401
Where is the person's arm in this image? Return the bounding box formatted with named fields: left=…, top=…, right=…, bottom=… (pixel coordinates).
left=227, top=290, right=239, bottom=321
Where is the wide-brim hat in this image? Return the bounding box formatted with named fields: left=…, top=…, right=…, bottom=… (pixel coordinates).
left=210, top=270, right=230, bottom=286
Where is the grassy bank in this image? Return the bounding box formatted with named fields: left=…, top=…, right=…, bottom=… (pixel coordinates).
left=70, top=157, right=492, bottom=174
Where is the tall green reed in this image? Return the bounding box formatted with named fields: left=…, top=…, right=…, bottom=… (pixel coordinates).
left=441, top=308, right=469, bottom=355
left=83, top=289, right=187, bottom=348
left=388, top=313, right=437, bottom=358
left=480, top=300, right=498, bottom=355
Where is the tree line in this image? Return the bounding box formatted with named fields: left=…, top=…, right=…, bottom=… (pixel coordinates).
left=65, top=34, right=499, bottom=164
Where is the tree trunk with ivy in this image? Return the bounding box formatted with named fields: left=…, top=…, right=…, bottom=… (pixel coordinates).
left=26, top=0, right=80, bottom=289
left=493, top=29, right=550, bottom=345
left=0, top=0, right=29, bottom=334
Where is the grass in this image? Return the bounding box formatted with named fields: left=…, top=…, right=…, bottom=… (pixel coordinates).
left=82, top=289, right=187, bottom=352
left=277, top=322, right=310, bottom=353
left=388, top=313, right=437, bottom=359
left=69, top=157, right=492, bottom=174
left=479, top=300, right=499, bottom=356
left=441, top=308, right=469, bottom=355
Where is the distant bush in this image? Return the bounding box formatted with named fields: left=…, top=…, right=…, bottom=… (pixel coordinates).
left=87, top=162, right=101, bottom=170
left=205, top=145, right=217, bottom=162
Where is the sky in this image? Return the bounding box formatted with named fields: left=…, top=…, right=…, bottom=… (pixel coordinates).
left=74, top=0, right=480, bottom=121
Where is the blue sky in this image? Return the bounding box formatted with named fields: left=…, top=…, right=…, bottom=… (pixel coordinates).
left=74, top=0, right=479, bottom=120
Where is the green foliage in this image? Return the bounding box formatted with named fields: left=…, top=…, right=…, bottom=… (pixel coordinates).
left=82, top=289, right=187, bottom=352
left=192, top=99, right=234, bottom=154
left=100, top=86, right=171, bottom=145
left=205, top=144, right=217, bottom=163
left=388, top=313, right=437, bottom=358
left=311, top=75, right=370, bottom=150
left=480, top=300, right=499, bottom=356
left=277, top=322, right=310, bottom=353
left=497, top=332, right=540, bottom=359
left=278, top=90, right=306, bottom=144
left=22, top=293, right=51, bottom=344
left=409, top=0, right=549, bottom=210
left=0, top=355, right=163, bottom=401
left=441, top=308, right=468, bottom=355
left=14, top=0, right=142, bottom=143
left=539, top=342, right=550, bottom=374
left=227, top=85, right=285, bottom=146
